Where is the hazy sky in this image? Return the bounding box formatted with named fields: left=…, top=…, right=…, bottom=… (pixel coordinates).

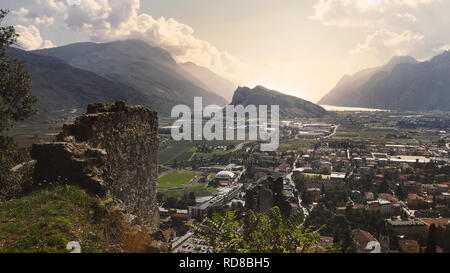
left=3, top=0, right=450, bottom=102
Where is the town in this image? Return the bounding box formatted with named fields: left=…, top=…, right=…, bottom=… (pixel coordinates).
left=157, top=110, right=450, bottom=253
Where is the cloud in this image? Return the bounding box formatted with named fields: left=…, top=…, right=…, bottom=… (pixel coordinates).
left=62, top=0, right=247, bottom=81
left=350, top=29, right=424, bottom=57
left=15, top=25, right=55, bottom=50
left=309, top=0, right=441, bottom=27
left=12, top=0, right=67, bottom=26
left=310, top=0, right=450, bottom=62
left=12, top=8, right=55, bottom=26
left=433, top=44, right=450, bottom=53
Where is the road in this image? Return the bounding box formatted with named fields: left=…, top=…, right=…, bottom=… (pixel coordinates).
left=325, top=124, right=340, bottom=139
left=284, top=155, right=309, bottom=218
left=231, top=141, right=253, bottom=152
left=10, top=160, right=35, bottom=172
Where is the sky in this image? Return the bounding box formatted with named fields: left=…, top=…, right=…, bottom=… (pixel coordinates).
left=2, top=0, right=450, bottom=102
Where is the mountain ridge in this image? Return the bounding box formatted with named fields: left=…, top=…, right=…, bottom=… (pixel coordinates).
left=230, top=85, right=328, bottom=118
left=32, top=39, right=228, bottom=108
left=6, top=47, right=179, bottom=123
left=318, top=53, right=450, bottom=111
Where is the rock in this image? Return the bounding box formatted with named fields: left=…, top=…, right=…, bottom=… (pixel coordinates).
left=66, top=241, right=81, bottom=253
left=30, top=101, right=160, bottom=229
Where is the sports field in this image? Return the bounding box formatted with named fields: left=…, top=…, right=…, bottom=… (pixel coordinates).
left=157, top=172, right=197, bottom=187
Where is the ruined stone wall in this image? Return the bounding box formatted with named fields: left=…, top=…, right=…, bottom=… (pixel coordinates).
left=31, top=101, right=159, bottom=229
left=245, top=177, right=292, bottom=218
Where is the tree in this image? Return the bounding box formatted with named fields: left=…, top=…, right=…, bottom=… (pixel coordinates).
left=0, top=9, right=37, bottom=200
left=192, top=207, right=323, bottom=253
left=188, top=192, right=196, bottom=206
left=441, top=225, right=450, bottom=253
left=426, top=224, right=437, bottom=253
left=0, top=9, right=37, bottom=140
left=378, top=179, right=389, bottom=193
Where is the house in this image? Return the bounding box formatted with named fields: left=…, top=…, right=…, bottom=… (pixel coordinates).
left=352, top=229, right=380, bottom=253
left=162, top=229, right=176, bottom=242
left=398, top=239, right=420, bottom=253
left=386, top=219, right=427, bottom=239
left=307, top=188, right=321, bottom=202
left=407, top=193, right=420, bottom=209
left=364, top=192, right=374, bottom=201
left=401, top=181, right=421, bottom=195
left=418, top=218, right=450, bottom=230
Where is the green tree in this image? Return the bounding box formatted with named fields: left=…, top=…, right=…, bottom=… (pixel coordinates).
left=0, top=9, right=37, bottom=200
left=192, top=207, right=323, bottom=253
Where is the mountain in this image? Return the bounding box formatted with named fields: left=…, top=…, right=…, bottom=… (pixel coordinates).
left=319, top=53, right=450, bottom=111
left=230, top=85, right=328, bottom=118
left=6, top=47, right=177, bottom=123
left=180, top=62, right=237, bottom=102
left=33, top=39, right=228, bottom=108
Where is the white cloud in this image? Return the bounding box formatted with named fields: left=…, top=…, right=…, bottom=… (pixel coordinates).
left=15, top=25, right=55, bottom=50
left=12, top=0, right=67, bottom=26
left=433, top=44, right=450, bottom=53
left=62, top=0, right=247, bottom=81
left=310, top=0, right=441, bottom=27
left=350, top=29, right=424, bottom=57
left=311, top=0, right=450, bottom=62
left=12, top=8, right=55, bottom=26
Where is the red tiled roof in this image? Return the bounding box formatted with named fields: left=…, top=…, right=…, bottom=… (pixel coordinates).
left=399, top=240, right=420, bottom=253
left=352, top=229, right=376, bottom=247
left=418, top=218, right=450, bottom=229
left=172, top=213, right=190, bottom=219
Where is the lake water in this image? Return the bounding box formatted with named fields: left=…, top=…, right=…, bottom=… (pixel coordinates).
left=320, top=105, right=389, bottom=112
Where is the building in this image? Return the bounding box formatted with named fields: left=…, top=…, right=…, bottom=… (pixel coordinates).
left=386, top=219, right=427, bottom=239
left=401, top=181, right=421, bottom=195
left=215, top=171, right=236, bottom=186
left=418, top=218, right=450, bottom=230
left=398, top=239, right=420, bottom=253
left=352, top=229, right=380, bottom=253
left=307, top=188, right=321, bottom=202
left=407, top=193, right=420, bottom=209
left=364, top=192, right=374, bottom=201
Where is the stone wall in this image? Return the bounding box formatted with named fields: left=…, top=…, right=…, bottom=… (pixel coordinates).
left=245, top=177, right=292, bottom=218
left=31, top=101, right=160, bottom=229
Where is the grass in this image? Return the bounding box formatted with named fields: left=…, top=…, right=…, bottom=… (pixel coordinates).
left=159, top=141, right=196, bottom=165
left=207, top=186, right=218, bottom=193
left=334, top=124, right=404, bottom=144
left=302, top=173, right=331, bottom=180
left=0, top=185, right=108, bottom=253
left=158, top=187, right=212, bottom=199
left=194, top=182, right=206, bottom=188
left=157, top=172, right=197, bottom=188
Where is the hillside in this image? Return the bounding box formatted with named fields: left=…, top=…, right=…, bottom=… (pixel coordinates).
left=0, top=185, right=107, bottom=253
left=0, top=185, right=157, bottom=253
left=230, top=85, right=328, bottom=118
left=33, top=40, right=228, bottom=108
left=6, top=47, right=177, bottom=123
left=319, top=53, right=450, bottom=111
left=180, top=62, right=237, bottom=102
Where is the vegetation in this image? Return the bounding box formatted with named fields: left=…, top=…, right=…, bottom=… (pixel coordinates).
left=192, top=207, right=324, bottom=253
left=0, top=184, right=158, bottom=253
left=0, top=185, right=106, bottom=252
left=0, top=9, right=37, bottom=201
left=157, top=172, right=198, bottom=188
